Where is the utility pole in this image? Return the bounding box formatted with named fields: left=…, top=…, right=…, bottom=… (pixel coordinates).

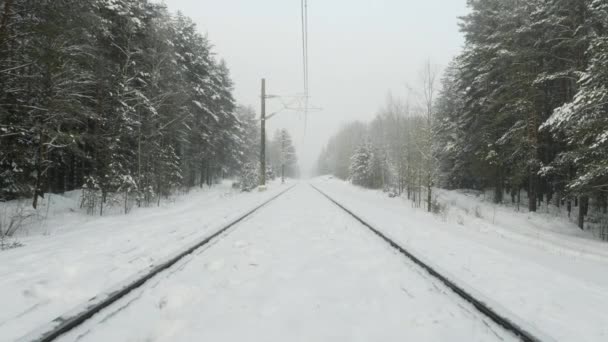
left=260, top=78, right=266, bottom=188
left=258, top=78, right=313, bottom=187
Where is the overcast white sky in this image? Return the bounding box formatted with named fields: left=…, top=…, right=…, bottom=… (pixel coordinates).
left=162, top=0, right=469, bottom=176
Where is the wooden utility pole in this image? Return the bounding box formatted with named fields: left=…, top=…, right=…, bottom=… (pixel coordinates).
left=260, top=78, right=266, bottom=187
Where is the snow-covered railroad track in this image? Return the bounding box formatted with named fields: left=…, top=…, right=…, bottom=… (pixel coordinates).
left=311, top=184, right=552, bottom=342
left=19, top=185, right=544, bottom=342
left=18, top=185, right=297, bottom=342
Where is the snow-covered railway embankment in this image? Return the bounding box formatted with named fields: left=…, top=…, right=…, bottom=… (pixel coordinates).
left=18, top=185, right=297, bottom=342
left=310, top=184, right=554, bottom=342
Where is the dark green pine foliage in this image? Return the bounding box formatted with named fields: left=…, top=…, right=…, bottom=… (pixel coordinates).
left=0, top=0, right=255, bottom=212
left=542, top=0, right=608, bottom=225
left=435, top=0, right=607, bottom=228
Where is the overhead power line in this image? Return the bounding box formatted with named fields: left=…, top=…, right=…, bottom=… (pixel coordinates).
left=301, top=0, right=310, bottom=134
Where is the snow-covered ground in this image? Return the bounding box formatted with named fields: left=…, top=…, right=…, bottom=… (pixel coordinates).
left=4, top=179, right=608, bottom=341
left=435, top=188, right=608, bottom=250
left=312, top=177, right=608, bottom=342
left=55, top=185, right=516, bottom=342
left=0, top=181, right=289, bottom=341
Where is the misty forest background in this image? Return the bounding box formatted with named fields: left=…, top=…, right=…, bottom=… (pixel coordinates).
left=0, top=0, right=298, bottom=219
left=317, top=0, right=608, bottom=233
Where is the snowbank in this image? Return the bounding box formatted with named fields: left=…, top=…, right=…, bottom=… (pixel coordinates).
left=434, top=188, right=608, bottom=262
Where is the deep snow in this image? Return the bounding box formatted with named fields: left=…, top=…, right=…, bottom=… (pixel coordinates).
left=54, top=185, right=516, bottom=342
left=0, top=181, right=288, bottom=341
left=3, top=178, right=608, bottom=341
left=312, top=177, right=608, bottom=342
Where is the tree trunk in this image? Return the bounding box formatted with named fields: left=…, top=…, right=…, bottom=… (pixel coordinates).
left=494, top=167, right=503, bottom=204
left=200, top=159, right=206, bottom=188
left=124, top=190, right=129, bottom=214
left=406, top=168, right=411, bottom=200
left=0, top=0, right=13, bottom=46
left=517, top=188, right=521, bottom=211
left=528, top=171, right=537, bottom=212
left=100, top=190, right=105, bottom=216
left=578, top=196, right=589, bottom=230
left=546, top=185, right=553, bottom=207
left=526, top=97, right=540, bottom=212
left=418, top=170, right=422, bottom=208
left=427, top=183, right=432, bottom=213
left=32, top=130, right=45, bottom=209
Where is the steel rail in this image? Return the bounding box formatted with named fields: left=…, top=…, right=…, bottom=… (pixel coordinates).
left=20, top=184, right=297, bottom=342
left=311, top=184, right=549, bottom=342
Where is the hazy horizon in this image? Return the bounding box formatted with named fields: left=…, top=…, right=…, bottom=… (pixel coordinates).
left=162, top=0, right=468, bottom=176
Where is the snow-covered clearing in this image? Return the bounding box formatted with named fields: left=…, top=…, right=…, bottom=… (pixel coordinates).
left=54, top=185, right=515, bottom=342
left=312, top=177, right=608, bottom=342
left=0, top=181, right=288, bottom=341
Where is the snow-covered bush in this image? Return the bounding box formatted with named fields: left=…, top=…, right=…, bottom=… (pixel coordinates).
left=240, top=162, right=259, bottom=192
left=585, top=211, right=608, bottom=241
left=81, top=175, right=140, bottom=216
left=456, top=214, right=465, bottom=226
left=0, top=205, right=33, bottom=250
left=474, top=205, right=483, bottom=219
left=431, top=196, right=447, bottom=217
left=266, top=167, right=276, bottom=182
left=81, top=177, right=102, bottom=216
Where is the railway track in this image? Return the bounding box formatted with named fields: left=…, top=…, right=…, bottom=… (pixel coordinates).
left=18, top=183, right=553, bottom=342
left=310, top=184, right=551, bottom=342
left=19, top=185, right=297, bottom=342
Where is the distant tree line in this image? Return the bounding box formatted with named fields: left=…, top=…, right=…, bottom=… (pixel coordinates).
left=317, top=91, right=435, bottom=211
left=318, top=0, right=608, bottom=229
left=267, top=128, right=299, bottom=181
left=0, top=0, right=257, bottom=212
left=238, top=119, right=299, bottom=191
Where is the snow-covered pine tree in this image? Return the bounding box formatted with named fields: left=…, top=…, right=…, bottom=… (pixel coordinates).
left=542, top=1, right=608, bottom=228
left=433, top=60, right=468, bottom=189
left=0, top=0, right=247, bottom=213
left=315, top=121, right=367, bottom=180
left=349, top=142, right=373, bottom=188
left=266, top=129, right=298, bottom=181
